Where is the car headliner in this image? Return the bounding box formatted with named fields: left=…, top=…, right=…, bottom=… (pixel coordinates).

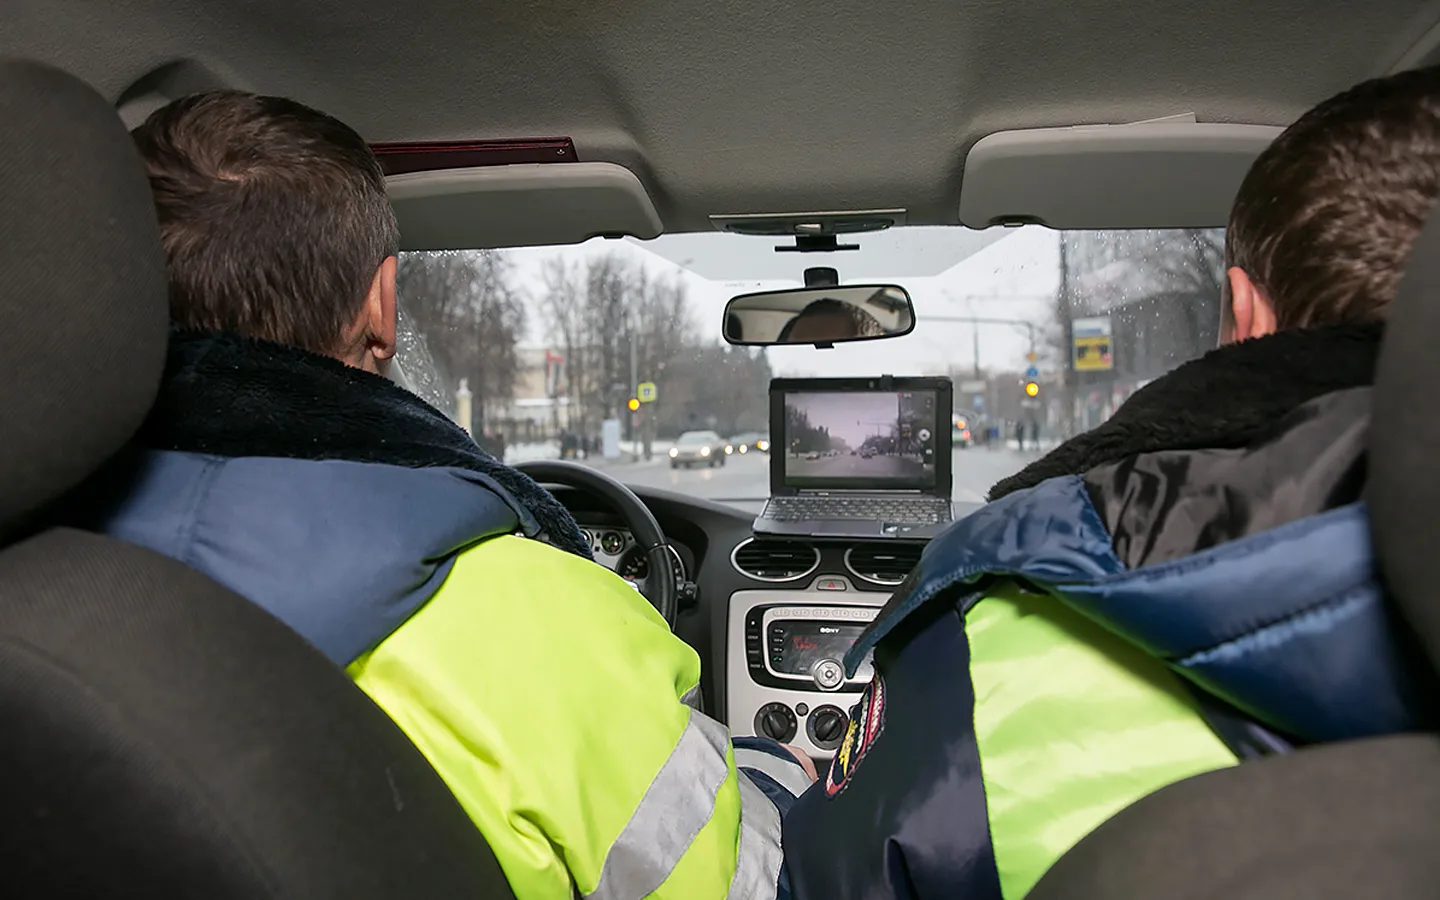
left=5, top=0, right=1440, bottom=233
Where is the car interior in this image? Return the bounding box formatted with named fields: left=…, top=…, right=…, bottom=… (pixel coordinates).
left=6, top=0, right=1440, bottom=895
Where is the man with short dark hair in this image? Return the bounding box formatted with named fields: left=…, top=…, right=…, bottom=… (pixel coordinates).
left=783, top=67, right=1440, bottom=900
left=1220, top=67, right=1440, bottom=338
left=68, top=91, right=813, bottom=900
left=136, top=92, right=404, bottom=362
left=777, top=298, right=886, bottom=343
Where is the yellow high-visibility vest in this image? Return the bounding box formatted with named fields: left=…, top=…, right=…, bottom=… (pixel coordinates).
left=349, top=535, right=784, bottom=900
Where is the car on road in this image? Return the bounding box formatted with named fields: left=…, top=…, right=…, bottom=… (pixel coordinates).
left=729, top=432, right=770, bottom=454
left=669, top=430, right=730, bottom=468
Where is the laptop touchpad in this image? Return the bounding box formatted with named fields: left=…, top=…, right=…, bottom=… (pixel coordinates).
left=812, top=520, right=881, bottom=535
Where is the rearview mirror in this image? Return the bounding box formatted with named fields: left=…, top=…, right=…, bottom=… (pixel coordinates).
left=722, top=285, right=916, bottom=348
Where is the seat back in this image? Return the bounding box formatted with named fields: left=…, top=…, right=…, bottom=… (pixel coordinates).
left=0, top=59, right=515, bottom=899
left=1028, top=187, right=1440, bottom=900
left=1028, top=733, right=1440, bottom=899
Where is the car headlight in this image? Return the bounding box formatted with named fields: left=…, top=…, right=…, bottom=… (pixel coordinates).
left=738, top=444, right=747, bottom=453
left=757, top=440, right=769, bottom=451
left=724, top=444, right=733, bottom=454
left=700, top=446, right=711, bottom=456
left=669, top=447, right=678, bottom=458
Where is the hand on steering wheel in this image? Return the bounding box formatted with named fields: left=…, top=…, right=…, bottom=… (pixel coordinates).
left=514, top=460, right=680, bottom=628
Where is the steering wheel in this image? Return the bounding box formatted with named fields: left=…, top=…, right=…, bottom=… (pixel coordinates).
left=515, top=460, right=679, bottom=628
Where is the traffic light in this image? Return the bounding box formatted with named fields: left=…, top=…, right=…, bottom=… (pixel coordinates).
left=1024, top=381, right=1040, bottom=397
left=627, top=397, right=641, bottom=411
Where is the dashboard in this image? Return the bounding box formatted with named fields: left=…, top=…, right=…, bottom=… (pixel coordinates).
left=554, top=483, right=942, bottom=761
left=578, top=525, right=689, bottom=585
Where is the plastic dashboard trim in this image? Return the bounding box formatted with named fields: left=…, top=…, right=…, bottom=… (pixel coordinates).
left=726, top=582, right=890, bottom=758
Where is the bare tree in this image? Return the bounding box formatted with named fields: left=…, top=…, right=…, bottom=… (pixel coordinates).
left=1148, top=228, right=1225, bottom=354
left=397, top=250, right=527, bottom=429
left=1154, top=229, right=1225, bottom=296
left=540, top=252, right=700, bottom=439
left=1050, top=228, right=1225, bottom=381
left=657, top=344, right=772, bottom=438
left=539, top=256, right=586, bottom=434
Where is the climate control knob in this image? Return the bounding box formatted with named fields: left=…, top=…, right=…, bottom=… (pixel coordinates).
left=754, top=702, right=797, bottom=743
left=807, top=704, right=848, bottom=750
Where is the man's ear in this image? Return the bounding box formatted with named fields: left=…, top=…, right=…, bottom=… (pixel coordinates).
left=1222, top=266, right=1278, bottom=343
left=364, top=255, right=399, bottom=368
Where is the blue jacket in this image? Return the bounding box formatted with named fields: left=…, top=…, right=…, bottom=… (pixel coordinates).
left=59, top=330, right=809, bottom=899
left=56, top=329, right=591, bottom=666
left=75, top=449, right=532, bottom=664
left=783, top=349, right=1437, bottom=900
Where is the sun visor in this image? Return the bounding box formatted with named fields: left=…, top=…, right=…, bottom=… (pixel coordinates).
left=958, top=121, right=1283, bottom=230
left=387, top=162, right=663, bottom=251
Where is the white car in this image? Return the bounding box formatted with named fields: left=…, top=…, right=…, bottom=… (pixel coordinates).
left=668, top=430, right=730, bottom=468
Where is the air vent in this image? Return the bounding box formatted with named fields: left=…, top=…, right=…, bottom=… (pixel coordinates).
left=845, top=544, right=923, bottom=586
left=730, top=538, right=820, bottom=582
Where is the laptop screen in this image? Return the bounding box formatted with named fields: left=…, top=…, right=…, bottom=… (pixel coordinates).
left=770, top=377, right=952, bottom=493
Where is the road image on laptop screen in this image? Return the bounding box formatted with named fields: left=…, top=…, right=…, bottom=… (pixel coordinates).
left=782, top=389, right=939, bottom=488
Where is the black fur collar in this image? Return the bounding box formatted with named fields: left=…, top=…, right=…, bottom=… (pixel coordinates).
left=137, top=330, right=592, bottom=560
left=990, top=323, right=1385, bottom=500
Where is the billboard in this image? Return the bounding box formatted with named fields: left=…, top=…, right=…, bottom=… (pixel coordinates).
left=1072, top=316, right=1114, bottom=372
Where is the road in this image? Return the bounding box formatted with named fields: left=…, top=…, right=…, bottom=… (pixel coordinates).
left=577, top=446, right=1039, bottom=511
left=786, top=453, right=928, bottom=480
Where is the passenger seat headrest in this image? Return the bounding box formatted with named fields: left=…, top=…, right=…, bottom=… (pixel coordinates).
left=0, top=59, right=168, bottom=532
left=1370, top=195, right=1440, bottom=677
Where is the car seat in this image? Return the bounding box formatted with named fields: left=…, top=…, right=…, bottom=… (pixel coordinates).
left=0, top=58, right=516, bottom=899
left=1026, top=198, right=1440, bottom=898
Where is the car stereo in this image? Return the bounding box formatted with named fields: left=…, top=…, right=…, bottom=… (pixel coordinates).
left=728, top=583, right=887, bottom=759
left=749, top=605, right=877, bottom=688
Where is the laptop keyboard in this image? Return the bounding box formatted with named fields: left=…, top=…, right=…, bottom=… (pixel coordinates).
left=764, top=495, right=951, bottom=525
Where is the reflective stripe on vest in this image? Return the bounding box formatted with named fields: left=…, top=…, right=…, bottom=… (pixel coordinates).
left=734, top=745, right=813, bottom=798
left=727, top=771, right=784, bottom=900
left=585, top=709, right=779, bottom=900
left=347, top=534, right=779, bottom=900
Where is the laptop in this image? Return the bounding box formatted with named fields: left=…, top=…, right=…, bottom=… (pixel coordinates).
left=753, top=376, right=956, bottom=539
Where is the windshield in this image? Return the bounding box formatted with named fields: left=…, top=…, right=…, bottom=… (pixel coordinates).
left=395, top=225, right=1224, bottom=511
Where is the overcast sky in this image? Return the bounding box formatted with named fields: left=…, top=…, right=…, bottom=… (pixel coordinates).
left=786, top=391, right=899, bottom=447
left=496, top=224, right=1062, bottom=380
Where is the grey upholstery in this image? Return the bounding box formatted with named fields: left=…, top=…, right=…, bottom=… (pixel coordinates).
left=1372, top=188, right=1440, bottom=675
left=1029, top=736, right=1440, bottom=898
left=1029, top=199, right=1440, bottom=899
left=0, top=58, right=168, bottom=532
left=0, top=58, right=515, bottom=898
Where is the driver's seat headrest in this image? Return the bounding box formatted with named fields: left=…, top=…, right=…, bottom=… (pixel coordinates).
left=1371, top=192, right=1440, bottom=680
left=0, top=59, right=169, bottom=532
